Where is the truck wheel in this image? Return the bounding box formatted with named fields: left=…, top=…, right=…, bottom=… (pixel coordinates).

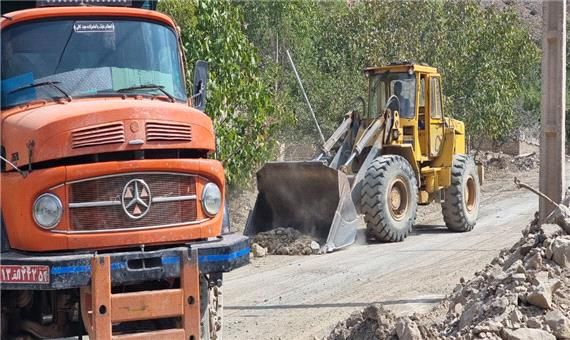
left=361, top=155, right=418, bottom=242
left=200, top=276, right=223, bottom=340
left=442, top=155, right=480, bottom=232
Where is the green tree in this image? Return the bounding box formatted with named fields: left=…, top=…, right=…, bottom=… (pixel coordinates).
left=159, top=0, right=276, bottom=184
left=242, top=0, right=540, bottom=144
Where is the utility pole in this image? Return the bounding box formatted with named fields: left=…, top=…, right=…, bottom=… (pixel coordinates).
left=540, top=0, right=567, bottom=222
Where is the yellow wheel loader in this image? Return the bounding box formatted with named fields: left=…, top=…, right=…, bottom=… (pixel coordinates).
left=245, top=62, right=483, bottom=252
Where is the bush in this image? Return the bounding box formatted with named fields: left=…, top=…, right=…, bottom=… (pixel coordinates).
left=159, top=0, right=277, bottom=184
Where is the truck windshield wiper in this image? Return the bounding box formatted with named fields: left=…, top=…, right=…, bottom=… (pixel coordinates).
left=9, top=81, right=72, bottom=102
left=116, top=84, right=175, bottom=103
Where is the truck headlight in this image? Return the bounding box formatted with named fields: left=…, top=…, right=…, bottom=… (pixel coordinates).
left=33, top=193, right=63, bottom=229
left=202, top=182, right=221, bottom=217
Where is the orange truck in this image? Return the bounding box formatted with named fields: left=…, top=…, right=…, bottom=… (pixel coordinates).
left=0, top=1, right=249, bottom=339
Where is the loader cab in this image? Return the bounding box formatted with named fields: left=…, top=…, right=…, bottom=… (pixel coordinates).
left=368, top=71, right=416, bottom=119
left=365, top=63, right=445, bottom=161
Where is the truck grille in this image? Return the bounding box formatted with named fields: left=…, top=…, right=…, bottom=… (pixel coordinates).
left=71, top=122, right=125, bottom=148
left=68, top=173, right=198, bottom=232
left=146, top=121, right=192, bottom=142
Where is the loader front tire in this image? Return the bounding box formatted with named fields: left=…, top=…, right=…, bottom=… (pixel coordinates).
left=361, top=155, right=418, bottom=242
left=441, top=155, right=480, bottom=232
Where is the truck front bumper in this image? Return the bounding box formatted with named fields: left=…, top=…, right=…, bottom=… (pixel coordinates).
left=0, top=233, right=249, bottom=290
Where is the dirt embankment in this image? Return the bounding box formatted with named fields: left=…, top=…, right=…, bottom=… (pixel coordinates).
left=326, top=216, right=570, bottom=340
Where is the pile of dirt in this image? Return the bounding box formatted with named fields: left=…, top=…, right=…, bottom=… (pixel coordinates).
left=479, top=151, right=539, bottom=172
left=250, top=227, right=321, bottom=256
left=327, top=217, right=570, bottom=340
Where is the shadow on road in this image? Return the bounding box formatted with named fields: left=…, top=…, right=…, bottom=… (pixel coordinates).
left=412, top=224, right=449, bottom=235
left=225, top=297, right=444, bottom=310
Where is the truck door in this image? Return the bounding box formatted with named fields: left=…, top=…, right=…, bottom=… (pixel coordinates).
left=428, top=75, right=444, bottom=157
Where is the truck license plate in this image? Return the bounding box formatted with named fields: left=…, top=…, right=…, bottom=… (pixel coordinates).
left=0, top=265, right=50, bottom=284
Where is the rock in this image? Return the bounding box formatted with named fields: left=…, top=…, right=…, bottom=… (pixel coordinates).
left=345, top=311, right=363, bottom=328
left=310, top=241, right=320, bottom=253
left=492, top=297, right=510, bottom=311
left=395, top=317, right=422, bottom=340
left=526, top=280, right=561, bottom=309
left=542, top=224, right=564, bottom=239
left=459, top=303, right=481, bottom=329
left=511, top=273, right=527, bottom=283
left=527, top=287, right=553, bottom=309
left=527, top=317, right=543, bottom=329
left=275, top=247, right=290, bottom=255
left=545, top=310, right=570, bottom=339
left=508, top=259, right=525, bottom=274
left=532, top=271, right=549, bottom=284
left=251, top=243, right=267, bottom=257
left=509, top=309, right=524, bottom=326
left=525, top=253, right=543, bottom=271
left=552, top=237, right=570, bottom=268
left=502, top=328, right=556, bottom=340
left=503, top=251, right=523, bottom=271
left=559, top=217, right=570, bottom=234
left=545, top=239, right=555, bottom=260
left=454, top=302, right=464, bottom=315
left=527, top=272, right=561, bottom=309
left=519, top=239, right=535, bottom=256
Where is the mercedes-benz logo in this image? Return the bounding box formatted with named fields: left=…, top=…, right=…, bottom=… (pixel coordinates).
left=121, top=179, right=152, bottom=220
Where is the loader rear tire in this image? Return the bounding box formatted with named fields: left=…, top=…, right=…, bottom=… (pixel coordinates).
left=441, top=155, right=480, bottom=232
left=361, top=155, right=418, bottom=242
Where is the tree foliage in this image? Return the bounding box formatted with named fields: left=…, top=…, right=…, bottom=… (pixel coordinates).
left=158, top=0, right=275, bottom=184
left=241, top=0, right=540, bottom=144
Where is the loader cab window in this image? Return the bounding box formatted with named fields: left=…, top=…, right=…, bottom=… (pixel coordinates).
left=418, top=76, right=426, bottom=129
left=368, top=78, right=386, bottom=119
left=1, top=18, right=187, bottom=108
left=368, top=72, right=416, bottom=119
left=430, top=77, right=443, bottom=119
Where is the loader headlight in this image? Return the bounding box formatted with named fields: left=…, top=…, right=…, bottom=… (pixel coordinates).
left=33, top=193, right=63, bottom=229
left=202, top=182, right=222, bottom=217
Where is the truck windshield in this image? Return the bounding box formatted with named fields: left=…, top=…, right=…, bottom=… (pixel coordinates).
left=369, top=73, right=416, bottom=119
left=1, top=18, right=186, bottom=108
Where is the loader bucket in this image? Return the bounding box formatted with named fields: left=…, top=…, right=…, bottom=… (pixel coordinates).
left=244, top=161, right=362, bottom=252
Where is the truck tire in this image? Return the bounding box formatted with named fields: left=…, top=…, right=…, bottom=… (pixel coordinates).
left=361, top=155, right=418, bottom=242
left=201, top=276, right=223, bottom=340
left=441, top=155, right=480, bottom=232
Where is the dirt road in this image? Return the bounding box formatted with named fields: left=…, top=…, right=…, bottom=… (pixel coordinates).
left=224, top=166, right=559, bottom=340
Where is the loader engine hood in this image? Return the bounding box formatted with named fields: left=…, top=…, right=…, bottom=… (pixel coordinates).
left=1, top=99, right=216, bottom=167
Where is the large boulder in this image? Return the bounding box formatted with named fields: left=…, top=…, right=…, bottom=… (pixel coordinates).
left=545, top=310, right=570, bottom=339
left=551, top=237, right=570, bottom=268
left=395, top=317, right=422, bottom=340
left=502, top=328, right=556, bottom=340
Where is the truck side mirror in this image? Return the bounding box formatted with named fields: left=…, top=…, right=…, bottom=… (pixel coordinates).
left=192, top=60, right=208, bottom=111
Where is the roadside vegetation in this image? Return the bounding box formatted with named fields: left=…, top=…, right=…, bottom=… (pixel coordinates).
left=160, top=0, right=540, bottom=184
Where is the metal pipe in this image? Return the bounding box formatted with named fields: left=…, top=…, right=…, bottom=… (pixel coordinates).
left=286, top=49, right=326, bottom=145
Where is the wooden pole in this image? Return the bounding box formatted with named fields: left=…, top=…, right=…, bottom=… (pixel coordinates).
left=540, top=0, right=566, bottom=221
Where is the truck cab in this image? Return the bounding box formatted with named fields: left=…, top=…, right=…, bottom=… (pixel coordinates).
left=1, top=1, right=249, bottom=338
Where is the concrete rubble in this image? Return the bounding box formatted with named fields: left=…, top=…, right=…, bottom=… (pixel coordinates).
left=251, top=227, right=321, bottom=255
left=326, top=217, right=570, bottom=340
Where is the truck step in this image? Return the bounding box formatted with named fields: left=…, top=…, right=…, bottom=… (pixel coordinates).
left=79, top=249, right=200, bottom=340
